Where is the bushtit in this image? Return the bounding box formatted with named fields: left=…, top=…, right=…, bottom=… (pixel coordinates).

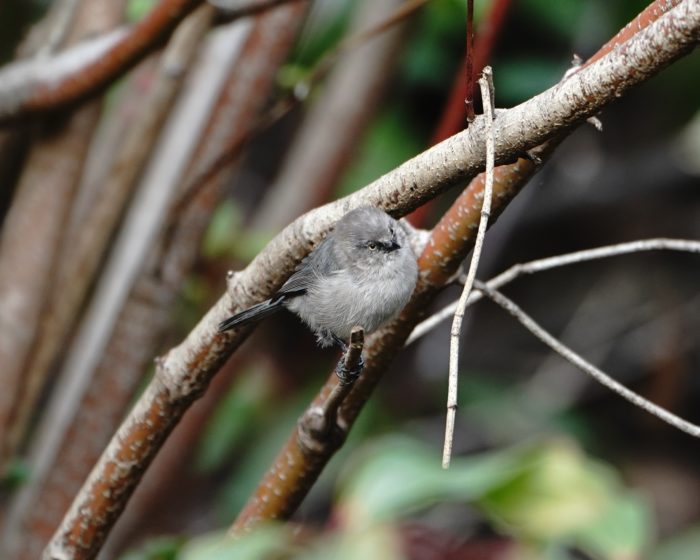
left=219, top=207, right=418, bottom=375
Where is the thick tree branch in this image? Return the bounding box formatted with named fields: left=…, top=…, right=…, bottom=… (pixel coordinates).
left=0, top=0, right=205, bottom=123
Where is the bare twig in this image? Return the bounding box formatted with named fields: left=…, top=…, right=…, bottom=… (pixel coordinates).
left=443, top=67, right=495, bottom=469
left=408, top=238, right=700, bottom=346
left=0, top=0, right=307, bottom=124
left=475, top=282, right=700, bottom=438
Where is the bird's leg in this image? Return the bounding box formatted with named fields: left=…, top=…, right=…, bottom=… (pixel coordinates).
left=332, top=333, right=364, bottom=384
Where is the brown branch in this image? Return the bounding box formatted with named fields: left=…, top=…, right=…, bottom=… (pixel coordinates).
left=0, top=0, right=205, bottom=123
left=45, top=0, right=700, bottom=552
left=409, top=0, right=513, bottom=226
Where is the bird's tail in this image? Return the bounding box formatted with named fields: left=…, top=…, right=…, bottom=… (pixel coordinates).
left=218, top=297, right=285, bottom=332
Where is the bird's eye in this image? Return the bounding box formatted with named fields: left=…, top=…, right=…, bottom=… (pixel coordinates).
left=367, top=241, right=378, bottom=251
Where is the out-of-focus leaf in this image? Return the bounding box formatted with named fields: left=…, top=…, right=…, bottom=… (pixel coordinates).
left=126, top=0, right=157, bottom=23
left=202, top=200, right=244, bottom=259
left=494, top=57, right=568, bottom=105
left=337, top=437, right=651, bottom=558
left=120, top=535, right=184, bottom=560
left=0, top=457, right=30, bottom=489
left=337, top=107, right=423, bottom=196
left=479, top=440, right=652, bottom=558
left=337, top=436, right=526, bottom=528
left=577, top=493, right=652, bottom=559
left=479, top=440, right=610, bottom=539
left=518, top=0, right=585, bottom=39
left=194, top=364, right=275, bottom=474
left=652, top=526, right=700, bottom=560
left=179, top=526, right=292, bottom=560
left=400, top=0, right=466, bottom=91
left=305, top=525, right=402, bottom=560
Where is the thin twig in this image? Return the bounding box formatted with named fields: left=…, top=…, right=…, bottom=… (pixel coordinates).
left=443, top=67, right=495, bottom=469
left=475, top=281, right=700, bottom=438
left=408, top=238, right=700, bottom=346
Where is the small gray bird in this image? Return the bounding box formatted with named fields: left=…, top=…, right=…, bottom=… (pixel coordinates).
left=219, top=207, right=418, bottom=370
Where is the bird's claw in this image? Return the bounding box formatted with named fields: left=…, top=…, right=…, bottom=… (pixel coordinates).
left=335, top=354, right=364, bottom=385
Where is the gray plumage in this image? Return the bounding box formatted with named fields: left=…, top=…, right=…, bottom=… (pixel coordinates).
left=219, top=207, right=418, bottom=347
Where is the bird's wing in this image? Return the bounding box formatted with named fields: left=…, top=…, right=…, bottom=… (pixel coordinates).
left=277, top=236, right=338, bottom=298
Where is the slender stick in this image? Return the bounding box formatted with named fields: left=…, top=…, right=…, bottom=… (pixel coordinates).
left=443, top=67, right=495, bottom=469
left=408, top=238, right=700, bottom=346
left=476, top=282, right=700, bottom=438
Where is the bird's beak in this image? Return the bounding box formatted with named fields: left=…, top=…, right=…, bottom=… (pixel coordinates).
left=387, top=240, right=401, bottom=252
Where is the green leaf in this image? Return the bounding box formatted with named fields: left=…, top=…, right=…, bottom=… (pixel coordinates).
left=120, top=535, right=184, bottom=560
left=126, top=0, right=157, bottom=23
left=577, top=493, right=652, bottom=559
left=194, top=365, right=275, bottom=474
left=178, top=526, right=291, bottom=560
left=202, top=200, right=244, bottom=259
left=337, top=108, right=423, bottom=197
left=337, top=436, right=526, bottom=528
left=1, top=457, right=30, bottom=489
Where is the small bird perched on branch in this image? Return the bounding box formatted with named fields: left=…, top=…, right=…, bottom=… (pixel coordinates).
left=219, top=206, right=418, bottom=380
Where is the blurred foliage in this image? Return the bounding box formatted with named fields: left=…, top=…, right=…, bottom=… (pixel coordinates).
left=651, top=526, right=700, bottom=560
left=0, top=457, right=30, bottom=490
left=121, top=535, right=185, bottom=560
left=337, top=106, right=425, bottom=196
left=194, top=365, right=276, bottom=474
left=136, top=436, right=651, bottom=560
left=127, top=0, right=157, bottom=23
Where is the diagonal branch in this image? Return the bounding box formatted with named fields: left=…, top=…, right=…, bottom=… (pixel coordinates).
left=475, top=281, right=700, bottom=438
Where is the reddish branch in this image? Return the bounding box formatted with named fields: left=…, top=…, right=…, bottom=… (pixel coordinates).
left=464, top=0, right=476, bottom=122
left=583, top=0, right=683, bottom=68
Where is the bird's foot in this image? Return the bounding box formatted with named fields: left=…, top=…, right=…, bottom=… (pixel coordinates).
left=335, top=354, right=364, bottom=385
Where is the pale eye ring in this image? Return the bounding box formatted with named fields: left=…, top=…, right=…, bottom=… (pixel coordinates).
left=367, top=241, right=378, bottom=251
